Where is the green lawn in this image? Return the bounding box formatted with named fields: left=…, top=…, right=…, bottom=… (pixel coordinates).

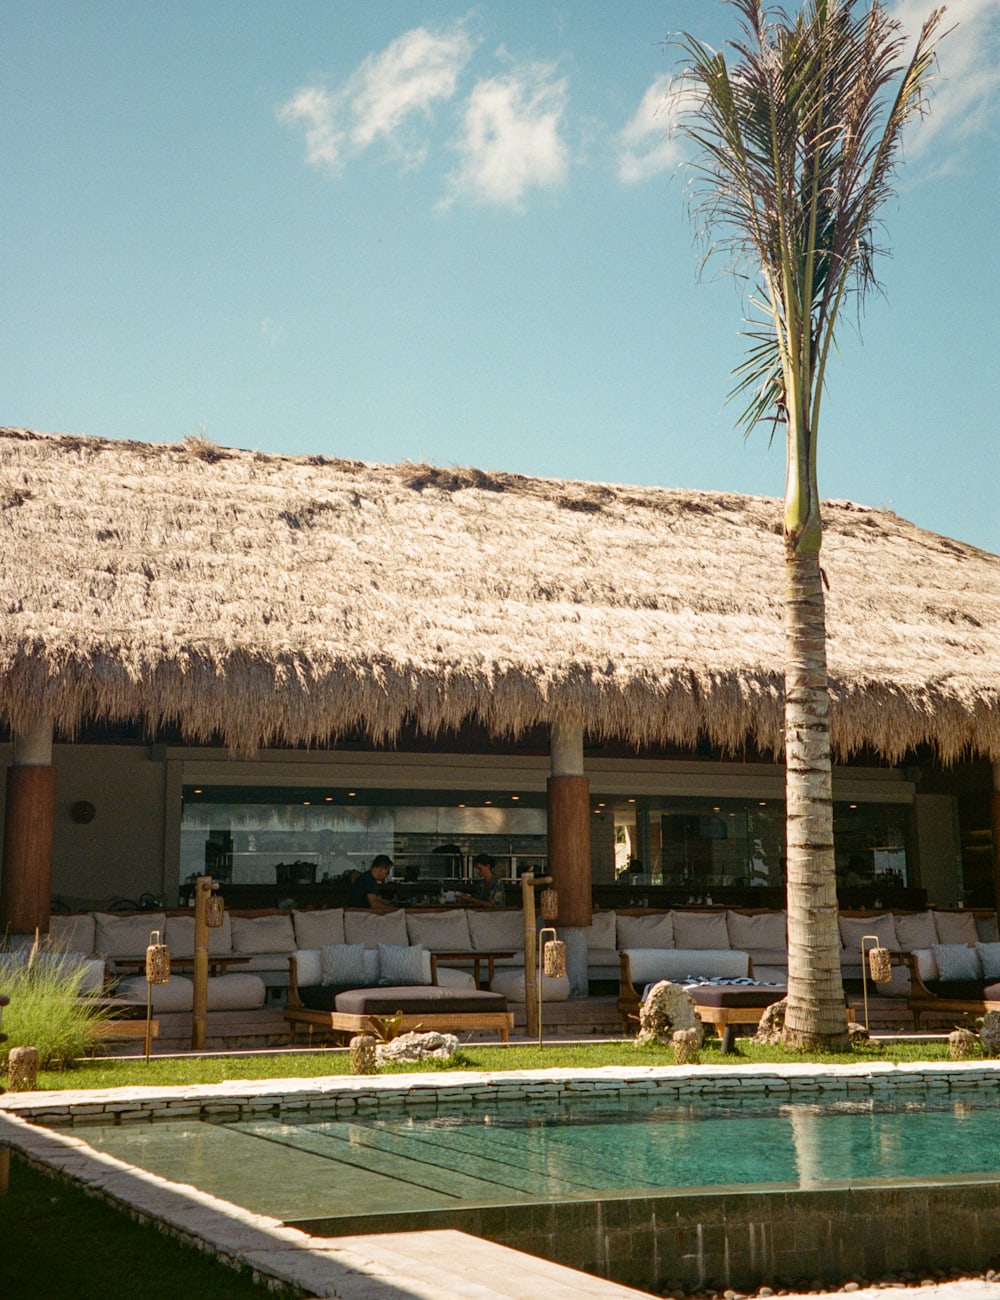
left=0, top=1156, right=299, bottom=1297
left=17, top=1035, right=959, bottom=1092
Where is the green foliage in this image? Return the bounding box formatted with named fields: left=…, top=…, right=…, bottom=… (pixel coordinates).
left=1, top=954, right=111, bottom=1071
left=29, top=1036, right=952, bottom=1089
left=676, top=0, right=946, bottom=544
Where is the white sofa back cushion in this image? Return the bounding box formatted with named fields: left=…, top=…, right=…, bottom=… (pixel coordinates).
left=230, top=913, right=296, bottom=954
left=206, top=973, right=266, bottom=1010
left=726, top=910, right=786, bottom=952
left=491, top=968, right=570, bottom=1002
left=468, top=909, right=524, bottom=953
left=295, top=948, right=323, bottom=986
left=838, top=913, right=897, bottom=955
left=624, top=948, right=750, bottom=987
left=344, top=909, right=408, bottom=949
left=672, top=910, right=730, bottom=949
left=616, top=912, right=673, bottom=950
left=406, top=909, right=472, bottom=951
left=48, top=914, right=97, bottom=954
left=975, top=914, right=999, bottom=944
left=95, top=912, right=167, bottom=957
left=117, top=973, right=193, bottom=1012
left=164, top=913, right=233, bottom=958
left=293, top=909, right=346, bottom=949
left=893, top=911, right=938, bottom=952
left=934, top=910, right=979, bottom=946
left=585, top=910, right=616, bottom=953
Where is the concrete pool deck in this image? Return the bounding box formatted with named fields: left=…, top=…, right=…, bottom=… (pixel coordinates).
left=3, top=1061, right=1000, bottom=1298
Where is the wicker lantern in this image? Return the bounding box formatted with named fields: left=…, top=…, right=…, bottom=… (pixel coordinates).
left=868, top=945, right=893, bottom=985
left=205, top=893, right=226, bottom=928
left=542, top=938, right=567, bottom=978
left=349, top=1033, right=378, bottom=1075
left=145, top=930, right=171, bottom=985
left=539, top=888, right=558, bottom=921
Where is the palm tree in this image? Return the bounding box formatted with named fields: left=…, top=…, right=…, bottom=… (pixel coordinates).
left=676, top=0, right=946, bottom=1048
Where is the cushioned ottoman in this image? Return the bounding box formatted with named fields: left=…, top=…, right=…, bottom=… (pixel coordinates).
left=285, top=982, right=513, bottom=1043
left=682, top=981, right=787, bottom=1053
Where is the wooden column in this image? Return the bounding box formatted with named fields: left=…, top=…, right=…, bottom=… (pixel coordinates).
left=546, top=720, right=591, bottom=928
left=992, top=762, right=1000, bottom=916
left=1, top=720, right=56, bottom=935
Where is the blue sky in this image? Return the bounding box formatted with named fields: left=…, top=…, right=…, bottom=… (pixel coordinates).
left=2, top=1, right=998, bottom=552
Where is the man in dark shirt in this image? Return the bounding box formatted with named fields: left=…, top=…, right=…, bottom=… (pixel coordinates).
left=348, top=854, right=397, bottom=912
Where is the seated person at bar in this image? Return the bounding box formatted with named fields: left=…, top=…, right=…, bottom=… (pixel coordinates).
left=457, top=853, right=505, bottom=908
left=348, top=854, right=398, bottom=913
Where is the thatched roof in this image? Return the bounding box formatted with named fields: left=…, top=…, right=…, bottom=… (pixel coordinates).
left=0, top=427, right=997, bottom=762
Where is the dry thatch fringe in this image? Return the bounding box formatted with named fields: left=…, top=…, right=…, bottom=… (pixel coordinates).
left=0, top=427, right=997, bottom=761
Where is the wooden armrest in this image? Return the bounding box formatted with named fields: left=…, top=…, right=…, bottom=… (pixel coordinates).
left=286, top=954, right=305, bottom=1007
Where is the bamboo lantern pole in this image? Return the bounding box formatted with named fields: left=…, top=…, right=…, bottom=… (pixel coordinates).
left=191, top=875, right=219, bottom=1050
left=520, top=872, right=554, bottom=1040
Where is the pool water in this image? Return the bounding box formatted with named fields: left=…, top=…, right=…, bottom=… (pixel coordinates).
left=63, top=1090, right=1000, bottom=1225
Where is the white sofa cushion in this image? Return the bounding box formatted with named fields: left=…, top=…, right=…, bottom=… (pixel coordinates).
left=406, top=910, right=472, bottom=951
left=933, top=910, right=979, bottom=946
left=164, top=913, right=233, bottom=958
left=672, top=910, right=730, bottom=949
left=893, top=911, right=938, bottom=952
left=910, top=947, right=938, bottom=981
left=48, top=914, right=97, bottom=954
left=975, top=914, right=999, bottom=944
left=294, top=948, right=323, bottom=986
left=293, top=909, right=345, bottom=949
left=378, top=943, right=431, bottom=985
left=206, top=973, right=266, bottom=1010
left=623, top=948, right=751, bottom=987
left=976, top=943, right=1000, bottom=981
left=230, top=913, right=296, bottom=954
left=95, top=912, right=167, bottom=957
left=435, top=966, right=477, bottom=990
left=344, top=909, right=409, bottom=949
left=616, top=912, right=673, bottom=950
left=932, top=943, right=981, bottom=981
left=838, top=913, right=898, bottom=956
left=726, top=910, right=786, bottom=952
left=490, top=968, right=571, bottom=1002
left=585, top=910, right=616, bottom=953
left=117, top=973, right=193, bottom=1012
left=468, top=910, right=524, bottom=954
left=321, top=942, right=369, bottom=985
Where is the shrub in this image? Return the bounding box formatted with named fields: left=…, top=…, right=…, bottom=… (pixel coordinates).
left=0, top=949, right=111, bottom=1071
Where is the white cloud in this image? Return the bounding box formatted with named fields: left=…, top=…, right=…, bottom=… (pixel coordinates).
left=278, top=86, right=343, bottom=170
left=350, top=25, right=474, bottom=151
left=447, top=64, right=569, bottom=210
left=278, top=21, right=473, bottom=174
left=889, top=0, right=1000, bottom=157
left=617, top=75, right=687, bottom=184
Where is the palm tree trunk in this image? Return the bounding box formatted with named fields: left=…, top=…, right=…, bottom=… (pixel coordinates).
left=782, top=542, right=849, bottom=1049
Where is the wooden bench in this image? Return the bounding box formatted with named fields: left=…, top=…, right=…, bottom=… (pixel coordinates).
left=284, top=955, right=514, bottom=1045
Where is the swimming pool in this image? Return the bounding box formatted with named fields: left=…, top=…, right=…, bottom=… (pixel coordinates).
left=17, top=1066, right=1000, bottom=1293
left=61, top=1088, right=1000, bottom=1224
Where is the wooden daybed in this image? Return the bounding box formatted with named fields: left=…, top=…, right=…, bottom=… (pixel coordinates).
left=283, top=954, right=514, bottom=1044
left=901, top=952, right=1000, bottom=1029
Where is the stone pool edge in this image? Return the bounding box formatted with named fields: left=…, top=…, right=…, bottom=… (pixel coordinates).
left=3, top=1062, right=1000, bottom=1298
left=4, top=1059, right=1000, bottom=1127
